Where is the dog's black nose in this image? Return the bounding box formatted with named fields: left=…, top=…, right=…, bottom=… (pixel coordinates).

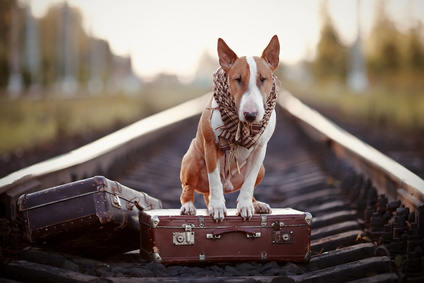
left=244, top=112, right=257, bottom=123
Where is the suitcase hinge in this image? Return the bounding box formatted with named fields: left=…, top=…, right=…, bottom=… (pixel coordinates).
left=112, top=181, right=123, bottom=193
left=261, top=215, right=267, bottom=226
left=173, top=224, right=195, bottom=246
left=198, top=215, right=204, bottom=227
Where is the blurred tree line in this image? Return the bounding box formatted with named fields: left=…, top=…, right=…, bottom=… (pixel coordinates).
left=0, top=0, right=135, bottom=96
left=312, top=0, right=424, bottom=87
left=37, top=3, right=113, bottom=86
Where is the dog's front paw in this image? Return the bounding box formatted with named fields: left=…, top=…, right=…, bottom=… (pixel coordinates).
left=208, top=198, right=227, bottom=222
left=253, top=200, right=272, bottom=214
left=236, top=198, right=254, bottom=221
left=180, top=201, right=197, bottom=215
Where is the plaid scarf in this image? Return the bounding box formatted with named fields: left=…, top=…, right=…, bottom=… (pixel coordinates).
left=211, top=67, right=278, bottom=177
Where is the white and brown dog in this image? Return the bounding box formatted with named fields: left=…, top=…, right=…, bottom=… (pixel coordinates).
left=180, top=35, right=280, bottom=221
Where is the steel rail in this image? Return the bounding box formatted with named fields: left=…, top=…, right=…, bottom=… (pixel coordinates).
left=279, top=90, right=424, bottom=213
left=1, top=90, right=423, bottom=219
left=1, top=90, right=423, bottom=282
left=0, top=94, right=209, bottom=218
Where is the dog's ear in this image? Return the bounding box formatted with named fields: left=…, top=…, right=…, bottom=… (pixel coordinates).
left=217, top=38, right=238, bottom=72
left=261, top=35, right=280, bottom=71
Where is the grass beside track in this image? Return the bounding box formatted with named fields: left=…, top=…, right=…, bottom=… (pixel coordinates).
left=0, top=84, right=206, bottom=155
left=284, top=80, right=424, bottom=131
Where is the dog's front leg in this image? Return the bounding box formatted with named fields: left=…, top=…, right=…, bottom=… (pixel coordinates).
left=205, top=145, right=227, bottom=222
left=237, top=144, right=267, bottom=220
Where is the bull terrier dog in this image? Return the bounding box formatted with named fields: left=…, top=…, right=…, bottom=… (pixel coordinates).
left=180, top=35, right=280, bottom=221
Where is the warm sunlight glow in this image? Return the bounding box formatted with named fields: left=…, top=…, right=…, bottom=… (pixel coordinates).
left=31, top=0, right=424, bottom=80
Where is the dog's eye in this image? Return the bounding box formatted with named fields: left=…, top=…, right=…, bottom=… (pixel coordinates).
left=259, top=77, right=267, bottom=84
left=234, top=76, right=242, bottom=85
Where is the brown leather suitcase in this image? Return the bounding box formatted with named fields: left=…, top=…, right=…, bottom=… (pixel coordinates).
left=18, top=176, right=162, bottom=257
left=139, top=208, right=312, bottom=264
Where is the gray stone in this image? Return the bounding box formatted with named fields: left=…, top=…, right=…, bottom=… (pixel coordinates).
left=258, top=261, right=279, bottom=273
left=128, top=267, right=154, bottom=277
left=281, top=262, right=303, bottom=276
left=62, top=260, right=80, bottom=272
left=208, top=265, right=223, bottom=274
left=224, top=265, right=237, bottom=274
left=235, top=262, right=254, bottom=271
left=166, top=266, right=182, bottom=276
left=264, top=268, right=284, bottom=276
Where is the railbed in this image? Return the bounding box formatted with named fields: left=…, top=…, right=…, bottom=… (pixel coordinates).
left=0, top=91, right=423, bottom=282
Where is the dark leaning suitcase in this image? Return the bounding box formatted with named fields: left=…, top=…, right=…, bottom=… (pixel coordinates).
left=18, top=176, right=162, bottom=257
left=139, top=208, right=312, bottom=264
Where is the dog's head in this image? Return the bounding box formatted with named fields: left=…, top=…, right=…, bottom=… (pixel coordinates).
left=217, top=35, right=280, bottom=123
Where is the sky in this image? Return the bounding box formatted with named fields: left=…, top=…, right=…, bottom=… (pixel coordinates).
left=31, top=0, right=424, bottom=81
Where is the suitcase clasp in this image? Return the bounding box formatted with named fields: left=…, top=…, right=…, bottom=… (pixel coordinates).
left=173, top=224, right=195, bottom=246
left=111, top=193, right=122, bottom=208
left=272, top=220, right=284, bottom=230
left=272, top=220, right=294, bottom=244
left=272, top=230, right=294, bottom=244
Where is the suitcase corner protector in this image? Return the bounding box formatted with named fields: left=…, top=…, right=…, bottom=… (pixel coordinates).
left=304, top=251, right=313, bottom=262
left=149, top=215, right=160, bottom=228
left=17, top=194, right=27, bottom=211
left=305, top=212, right=313, bottom=226
left=152, top=252, right=162, bottom=263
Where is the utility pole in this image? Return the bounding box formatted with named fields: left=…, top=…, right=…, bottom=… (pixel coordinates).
left=8, top=0, right=23, bottom=98
left=347, top=0, right=368, bottom=93
left=58, top=1, right=78, bottom=96
left=25, top=1, right=42, bottom=95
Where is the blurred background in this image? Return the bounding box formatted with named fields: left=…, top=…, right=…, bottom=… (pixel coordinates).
left=0, top=0, right=423, bottom=177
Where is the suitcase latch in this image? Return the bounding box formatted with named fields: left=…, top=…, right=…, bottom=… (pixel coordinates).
left=173, top=224, right=195, bottom=246
left=272, top=220, right=284, bottom=230
left=272, top=230, right=294, bottom=244
left=272, top=220, right=293, bottom=244
left=111, top=193, right=122, bottom=208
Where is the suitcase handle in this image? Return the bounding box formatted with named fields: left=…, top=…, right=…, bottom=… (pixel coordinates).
left=207, top=227, right=261, bottom=239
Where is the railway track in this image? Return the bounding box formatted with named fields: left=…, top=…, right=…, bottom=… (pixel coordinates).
left=0, top=91, right=423, bottom=282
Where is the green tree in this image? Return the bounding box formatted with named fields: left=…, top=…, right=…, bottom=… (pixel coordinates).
left=0, top=0, right=26, bottom=90
left=367, top=0, right=402, bottom=76
left=0, top=0, right=11, bottom=88
left=404, top=23, right=424, bottom=74
left=313, top=0, right=347, bottom=81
